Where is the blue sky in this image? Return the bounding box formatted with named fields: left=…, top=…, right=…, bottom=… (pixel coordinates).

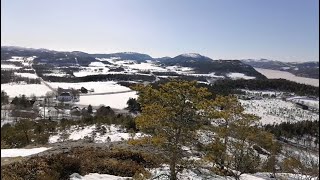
left=1, top=0, right=319, bottom=62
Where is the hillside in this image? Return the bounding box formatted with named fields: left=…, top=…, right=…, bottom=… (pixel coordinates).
left=241, top=59, right=319, bottom=79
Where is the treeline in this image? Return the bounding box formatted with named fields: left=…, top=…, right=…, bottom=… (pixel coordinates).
left=1, top=70, right=41, bottom=84
left=208, top=79, right=319, bottom=97
left=41, top=73, right=156, bottom=82
left=264, top=120, right=319, bottom=140
left=151, top=78, right=242, bottom=99
left=1, top=105, right=136, bottom=148
left=11, top=95, right=35, bottom=109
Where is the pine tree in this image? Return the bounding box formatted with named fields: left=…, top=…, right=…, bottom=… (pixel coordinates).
left=1, top=91, right=9, bottom=105
left=130, top=80, right=214, bottom=180
left=205, top=95, right=262, bottom=179
left=87, top=104, right=93, bottom=114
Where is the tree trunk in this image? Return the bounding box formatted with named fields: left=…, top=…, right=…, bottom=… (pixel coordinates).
left=170, top=160, right=177, bottom=180
left=24, top=130, right=29, bottom=143
left=170, top=128, right=181, bottom=180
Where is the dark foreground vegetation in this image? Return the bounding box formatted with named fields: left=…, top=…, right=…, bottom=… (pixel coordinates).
left=1, top=147, right=163, bottom=180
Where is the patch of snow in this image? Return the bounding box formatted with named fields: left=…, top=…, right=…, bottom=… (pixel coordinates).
left=1, top=147, right=51, bottom=157
left=1, top=119, right=15, bottom=127
left=70, top=173, right=131, bottom=180
left=227, top=73, right=256, bottom=80
left=166, top=66, right=194, bottom=73
left=286, top=97, right=319, bottom=110
left=240, top=99, right=319, bottom=125
left=130, top=63, right=166, bottom=71
left=280, top=67, right=291, bottom=70
left=180, top=53, right=202, bottom=58
left=49, top=124, right=143, bottom=144
left=191, top=72, right=225, bottom=78
left=43, top=73, right=67, bottom=77
left=88, top=62, right=106, bottom=67
left=254, top=172, right=318, bottom=180
left=148, top=165, right=282, bottom=180
left=75, top=91, right=137, bottom=109
left=1, top=83, right=52, bottom=97
left=1, top=64, right=22, bottom=69
left=14, top=72, right=38, bottom=79
left=241, top=90, right=283, bottom=96
left=73, top=66, right=110, bottom=77
left=48, top=81, right=131, bottom=94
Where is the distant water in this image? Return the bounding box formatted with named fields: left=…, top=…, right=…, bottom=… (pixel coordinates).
left=255, top=68, right=319, bottom=87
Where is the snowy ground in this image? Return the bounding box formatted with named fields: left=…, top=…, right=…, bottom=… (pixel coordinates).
left=227, top=73, right=256, bottom=80
left=1, top=147, right=51, bottom=158
left=255, top=68, right=319, bottom=87
left=47, top=81, right=137, bottom=108
left=1, top=83, right=52, bottom=97
left=70, top=167, right=317, bottom=180
left=75, top=91, right=137, bottom=108
left=49, top=124, right=143, bottom=144
left=286, top=96, right=319, bottom=110
left=241, top=89, right=283, bottom=97
left=149, top=165, right=318, bottom=180
left=48, top=81, right=131, bottom=94
left=70, top=173, right=131, bottom=180
left=1, top=64, right=22, bottom=69
left=14, top=72, right=38, bottom=79
left=240, top=99, right=319, bottom=125
left=43, top=73, right=68, bottom=77
left=189, top=72, right=225, bottom=78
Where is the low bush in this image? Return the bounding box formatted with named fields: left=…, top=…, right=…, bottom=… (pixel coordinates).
left=1, top=147, right=163, bottom=180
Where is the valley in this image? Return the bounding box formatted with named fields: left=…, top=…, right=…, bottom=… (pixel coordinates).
left=1, top=47, right=319, bottom=180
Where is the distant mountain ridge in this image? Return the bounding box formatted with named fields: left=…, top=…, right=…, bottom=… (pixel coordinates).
left=1, top=46, right=265, bottom=79
left=241, top=59, right=319, bottom=79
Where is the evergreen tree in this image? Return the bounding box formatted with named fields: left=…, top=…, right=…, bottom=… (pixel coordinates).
left=205, top=95, right=266, bottom=179
left=126, top=98, right=141, bottom=113
left=87, top=104, right=93, bottom=114
left=131, top=80, right=214, bottom=180
left=1, top=91, right=9, bottom=105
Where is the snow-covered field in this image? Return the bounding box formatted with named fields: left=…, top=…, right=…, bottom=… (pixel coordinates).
left=48, top=81, right=131, bottom=94
left=1, top=147, right=51, bottom=157
left=73, top=60, right=197, bottom=77
left=48, top=81, right=138, bottom=108
left=240, top=99, right=319, bottom=125
left=1, top=64, right=22, bottom=69
left=255, top=68, right=319, bottom=87
left=49, top=124, right=143, bottom=144
left=1, top=83, right=52, bottom=97
left=75, top=91, right=137, bottom=108
left=14, top=72, right=38, bottom=79
left=227, top=72, right=256, bottom=80
left=165, top=65, right=194, bottom=74
left=73, top=66, right=111, bottom=77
